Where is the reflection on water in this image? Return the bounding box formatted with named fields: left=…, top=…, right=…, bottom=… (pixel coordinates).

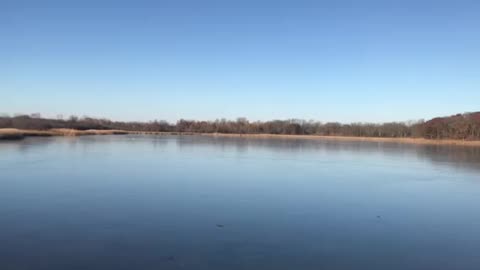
left=3, top=135, right=480, bottom=173
left=1, top=135, right=480, bottom=270
left=175, top=135, right=480, bottom=172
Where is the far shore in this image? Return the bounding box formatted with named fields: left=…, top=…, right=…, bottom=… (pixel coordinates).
left=0, top=128, right=128, bottom=140
left=198, top=132, right=480, bottom=146
left=2, top=128, right=480, bottom=147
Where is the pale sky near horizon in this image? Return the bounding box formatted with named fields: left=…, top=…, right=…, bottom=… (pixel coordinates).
left=2, top=0, right=479, bottom=123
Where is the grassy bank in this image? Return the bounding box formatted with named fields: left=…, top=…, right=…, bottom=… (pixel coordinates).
left=195, top=133, right=480, bottom=146
left=2, top=128, right=480, bottom=146
left=0, top=128, right=128, bottom=140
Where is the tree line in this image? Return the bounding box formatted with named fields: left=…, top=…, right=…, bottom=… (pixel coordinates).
left=1, top=112, right=480, bottom=140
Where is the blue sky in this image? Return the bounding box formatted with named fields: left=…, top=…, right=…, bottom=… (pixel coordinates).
left=2, top=0, right=479, bottom=122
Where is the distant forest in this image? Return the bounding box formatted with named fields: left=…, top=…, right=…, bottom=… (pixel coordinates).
left=1, top=112, right=480, bottom=140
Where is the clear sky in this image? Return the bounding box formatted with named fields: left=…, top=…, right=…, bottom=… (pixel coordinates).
left=2, top=0, right=479, bottom=123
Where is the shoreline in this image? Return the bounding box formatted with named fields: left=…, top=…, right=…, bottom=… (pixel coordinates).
left=0, top=128, right=128, bottom=140
left=2, top=128, right=480, bottom=147
left=196, top=133, right=480, bottom=146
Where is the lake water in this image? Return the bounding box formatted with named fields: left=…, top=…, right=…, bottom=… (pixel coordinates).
left=1, top=135, right=480, bottom=270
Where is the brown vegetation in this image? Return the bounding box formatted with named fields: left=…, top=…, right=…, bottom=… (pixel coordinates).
left=0, top=128, right=127, bottom=140
left=195, top=133, right=480, bottom=146
left=422, top=113, right=480, bottom=140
